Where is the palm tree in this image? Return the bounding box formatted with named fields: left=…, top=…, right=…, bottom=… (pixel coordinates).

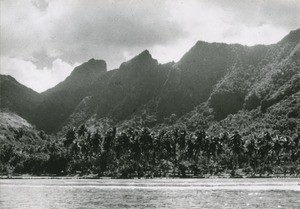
left=64, top=128, right=76, bottom=148
left=229, top=131, right=244, bottom=176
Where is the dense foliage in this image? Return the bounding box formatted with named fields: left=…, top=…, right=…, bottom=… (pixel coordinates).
left=1, top=29, right=299, bottom=178
left=1, top=125, right=299, bottom=178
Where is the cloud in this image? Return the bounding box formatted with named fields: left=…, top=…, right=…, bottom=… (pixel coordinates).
left=1, top=0, right=299, bottom=92
left=1, top=0, right=186, bottom=69
left=221, top=24, right=288, bottom=45
left=0, top=56, right=79, bottom=93
left=206, top=0, right=300, bottom=29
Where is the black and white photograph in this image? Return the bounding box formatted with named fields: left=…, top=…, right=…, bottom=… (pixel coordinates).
left=0, top=0, right=299, bottom=208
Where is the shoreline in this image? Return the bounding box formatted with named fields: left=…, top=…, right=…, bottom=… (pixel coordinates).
left=1, top=174, right=299, bottom=180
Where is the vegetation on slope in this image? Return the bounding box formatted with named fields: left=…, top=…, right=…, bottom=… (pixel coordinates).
left=1, top=29, right=299, bottom=134
left=0, top=29, right=299, bottom=178
left=1, top=123, right=299, bottom=178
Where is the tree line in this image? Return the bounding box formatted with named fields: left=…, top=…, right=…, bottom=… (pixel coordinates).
left=0, top=125, right=299, bottom=178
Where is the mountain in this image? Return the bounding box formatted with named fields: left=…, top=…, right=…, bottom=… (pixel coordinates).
left=209, top=29, right=300, bottom=117
left=179, top=28, right=300, bottom=135
left=0, top=75, right=41, bottom=124
left=60, top=50, right=170, bottom=132
left=34, top=58, right=109, bottom=133
left=155, top=42, right=249, bottom=120
left=1, top=28, right=299, bottom=135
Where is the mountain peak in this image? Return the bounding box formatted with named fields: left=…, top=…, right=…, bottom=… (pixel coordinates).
left=119, top=50, right=158, bottom=70
left=133, top=49, right=153, bottom=61
left=195, top=40, right=208, bottom=46
left=87, top=58, right=96, bottom=62
left=139, top=49, right=150, bottom=56
left=71, top=59, right=107, bottom=77
left=42, top=58, right=108, bottom=93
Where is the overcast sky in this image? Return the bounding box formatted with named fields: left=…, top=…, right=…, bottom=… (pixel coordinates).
left=1, top=0, right=299, bottom=92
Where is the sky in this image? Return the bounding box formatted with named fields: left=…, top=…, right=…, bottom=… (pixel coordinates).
left=1, top=0, right=300, bottom=92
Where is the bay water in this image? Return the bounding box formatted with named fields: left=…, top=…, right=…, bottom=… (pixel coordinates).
left=0, top=178, right=299, bottom=209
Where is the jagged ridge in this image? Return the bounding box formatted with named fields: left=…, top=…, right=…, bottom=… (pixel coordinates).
left=0, top=28, right=299, bottom=134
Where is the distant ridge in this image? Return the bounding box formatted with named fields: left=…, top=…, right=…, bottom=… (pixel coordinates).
left=1, top=28, right=299, bottom=134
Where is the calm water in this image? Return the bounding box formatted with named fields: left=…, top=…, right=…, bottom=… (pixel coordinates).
left=0, top=178, right=299, bottom=209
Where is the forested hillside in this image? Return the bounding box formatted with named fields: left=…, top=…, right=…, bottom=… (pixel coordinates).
left=0, top=28, right=299, bottom=177
left=1, top=29, right=299, bottom=135
left=0, top=111, right=59, bottom=175
left=177, top=29, right=300, bottom=135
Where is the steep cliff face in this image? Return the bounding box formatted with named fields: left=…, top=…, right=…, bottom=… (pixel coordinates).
left=155, top=42, right=247, bottom=120
left=62, top=50, right=170, bottom=131
left=244, top=29, right=300, bottom=112
left=1, top=29, right=299, bottom=134
left=180, top=29, right=300, bottom=132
